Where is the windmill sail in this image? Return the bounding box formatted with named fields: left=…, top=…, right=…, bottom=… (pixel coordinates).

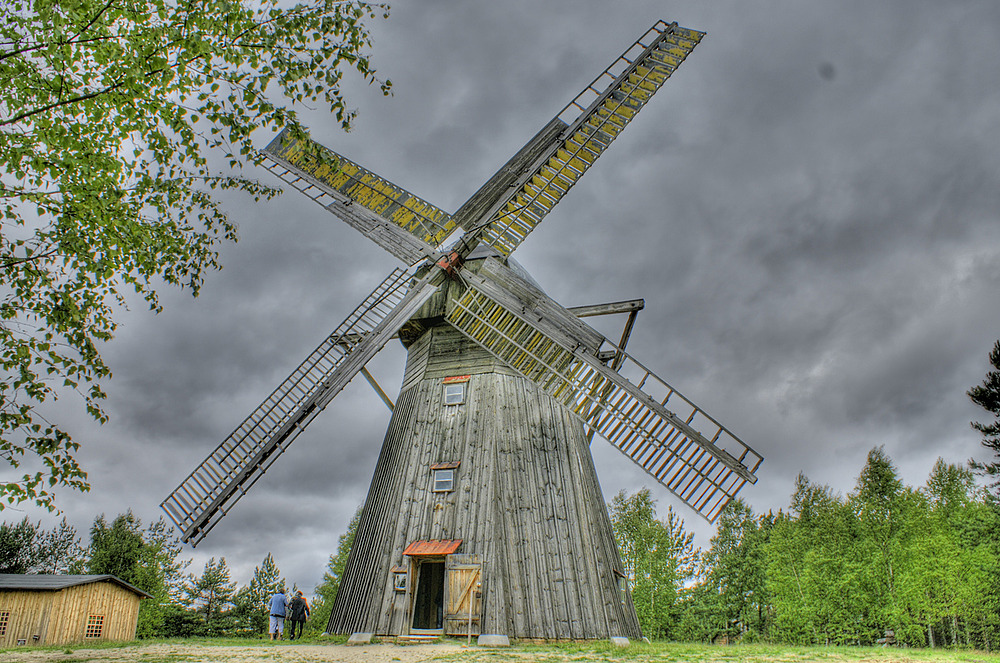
left=261, top=129, right=456, bottom=264
left=446, top=258, right=760, bottom=522
left=162, top=268, right=441, bottom=545
left=464, top=22, right=703, bottom=258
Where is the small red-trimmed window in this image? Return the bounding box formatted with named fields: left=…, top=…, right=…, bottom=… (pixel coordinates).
left=442, top=375, right=469, bottom=405
left=431, top=461, right=460, bottom=492
left=85, top=614, right=104, bottom=638
left=0, top=611, right=9, bottom=636
left=432, top=469, right=454, bottom=492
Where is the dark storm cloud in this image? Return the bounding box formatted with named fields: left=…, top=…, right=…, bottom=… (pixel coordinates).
left=10, top=1, right=1000, bottom=592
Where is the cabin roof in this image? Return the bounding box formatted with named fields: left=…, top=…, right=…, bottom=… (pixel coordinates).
left=0, top=574, right=151, bottom=598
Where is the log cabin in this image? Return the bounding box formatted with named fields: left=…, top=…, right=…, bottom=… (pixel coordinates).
left=0, top=575, right=149, bottom=646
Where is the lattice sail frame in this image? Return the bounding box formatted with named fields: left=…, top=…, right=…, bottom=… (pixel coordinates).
left=446, top=260, right=760, bottom=522
left=162, top=269, right=441, bottom=544
left=468, top=22, right=703, bottom=257
left=261, top=128, right=456, bottom=265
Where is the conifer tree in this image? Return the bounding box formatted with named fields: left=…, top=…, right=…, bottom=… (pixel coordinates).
left=969, top=340, right=1000, bottom=493
left=186, top=557, right=237, bottom=627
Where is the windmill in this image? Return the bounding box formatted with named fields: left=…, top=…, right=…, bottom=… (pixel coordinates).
left=162, top=20, right=763, bottom=642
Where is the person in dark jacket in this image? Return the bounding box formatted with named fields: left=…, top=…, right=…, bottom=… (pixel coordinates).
left=287, top=590, right=310, bottom=640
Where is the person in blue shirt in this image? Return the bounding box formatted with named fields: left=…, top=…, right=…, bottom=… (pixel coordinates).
left=268, top=590, right=288, bottom=640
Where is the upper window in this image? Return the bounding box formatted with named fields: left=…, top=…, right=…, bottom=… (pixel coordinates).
left=444, top=383, right=465, bottom=405
left=432, top=468, right=454, bottom=492
left=85, top=614, right=104, bottom=638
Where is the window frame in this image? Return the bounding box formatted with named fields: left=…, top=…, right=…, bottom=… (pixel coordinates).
left=432, top=468, right=455, bottom=492
left=85, top=614, right=104, bottom=639
left=443, top=382, right=465, bottom=405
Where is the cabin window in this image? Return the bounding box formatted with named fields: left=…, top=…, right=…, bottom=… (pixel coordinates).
left=444, top=383, right=465, bottom=405
left=432, top=468, right=454, bottom=492
left=85, top=614, right=104, bottom=638
left=0, top=611, right=8, bottom=636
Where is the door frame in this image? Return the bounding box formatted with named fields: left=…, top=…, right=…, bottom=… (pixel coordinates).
left=408, top=556, right=446, bottom=634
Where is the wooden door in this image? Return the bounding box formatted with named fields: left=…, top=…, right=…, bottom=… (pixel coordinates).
left=443, top=554, right=482, bottom=636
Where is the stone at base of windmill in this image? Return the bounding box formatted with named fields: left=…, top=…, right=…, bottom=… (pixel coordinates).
left=610, top=637, right=630, bottom=647
left=347, top=632, right=373, bottom=644
left=477, top=634, right=510, bottom=647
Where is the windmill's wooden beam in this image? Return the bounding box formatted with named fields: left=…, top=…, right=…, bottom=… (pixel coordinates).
left=361, top=367, right=395, bottom=412
left=566, top=299, right=644, bottom=318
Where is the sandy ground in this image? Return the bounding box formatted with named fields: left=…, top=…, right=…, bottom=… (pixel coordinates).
left=0, top=642, right=473, bottom=663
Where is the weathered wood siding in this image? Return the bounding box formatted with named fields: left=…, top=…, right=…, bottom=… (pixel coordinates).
left=329, top=319, right=641, bottom=640
left=0, top=582, right=141, bottom=646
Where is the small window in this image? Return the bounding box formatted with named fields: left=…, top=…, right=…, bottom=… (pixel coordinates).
left=393, top=570, right=407, bottom=592
left=0, top=611, right=9, bottom=636
left=432, top=468, right=454, bottom=492
left=444, top=383, right=465, bottom=405
left=85, top=614, right=104, bottom=638
left=614, top=569, right=628, bottom=605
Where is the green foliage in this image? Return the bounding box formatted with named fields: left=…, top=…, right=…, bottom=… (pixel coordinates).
left=31, top=516, right=86, bottom=573
left=0, top=0, right=390, bottom=510
left=312, top=505, right=361, bottom=633
left=609, top=489, right=697, bottom=639
left=695, top=500, right=773, bottom=642
left=0, top=516, right=37, bottom=572
left=86, top=511, right=189, bottom=638
left=765, top=476, right=859, bottom=645
left=0, top=515, right=86, bottom=574
left=185, top=557, right=237, bottom=631
left=969, top=339, right=1000, bottom=493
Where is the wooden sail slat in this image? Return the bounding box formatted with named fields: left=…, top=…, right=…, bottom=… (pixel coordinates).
left=446, top=267, right=761, bottom=522
left=260, top=131, right=451, bottom=264
left=467, top=22, right=704, bottom=258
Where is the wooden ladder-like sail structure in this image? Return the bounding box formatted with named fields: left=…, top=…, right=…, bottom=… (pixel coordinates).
left=163, top=20, right=764, bottom=642
left=162, top=269, right=440, bottom=545
left=447, top=258, right=762, bottom=523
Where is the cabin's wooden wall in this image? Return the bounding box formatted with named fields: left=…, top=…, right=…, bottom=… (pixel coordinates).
left=0, top=590, right=55, bottom=647
left=0, top=583, right=141, bottom=646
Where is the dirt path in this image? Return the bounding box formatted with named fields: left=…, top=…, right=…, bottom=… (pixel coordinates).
left=0, top=642, right=470, bottom=663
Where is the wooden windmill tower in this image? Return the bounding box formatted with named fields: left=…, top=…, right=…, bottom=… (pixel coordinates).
left=162, top=20, right=763, bottom=642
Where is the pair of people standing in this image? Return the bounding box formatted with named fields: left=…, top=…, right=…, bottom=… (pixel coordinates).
left=268, top=590, right=310, bottom=640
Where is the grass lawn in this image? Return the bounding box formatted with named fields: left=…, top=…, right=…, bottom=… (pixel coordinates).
left=436, top=641, right=1000, bottom=663
left=2, top=638, right=999, bottom=663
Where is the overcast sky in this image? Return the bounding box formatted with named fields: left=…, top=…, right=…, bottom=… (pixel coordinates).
left=10, top=1, right=1000, bottom=596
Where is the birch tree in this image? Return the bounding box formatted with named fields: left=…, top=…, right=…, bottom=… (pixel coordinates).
left=0, top=0, right=389, bottom=509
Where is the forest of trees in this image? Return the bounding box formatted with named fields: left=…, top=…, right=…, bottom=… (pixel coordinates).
left=611, top=449, right=1000, bottom=649
left=3, top=449, right=995, bottom=647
